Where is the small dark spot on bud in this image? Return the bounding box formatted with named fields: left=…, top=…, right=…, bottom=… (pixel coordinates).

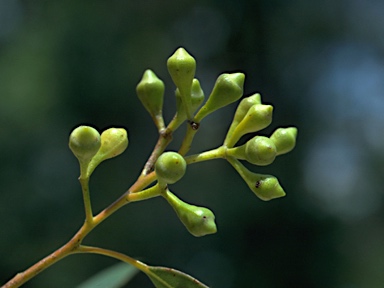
left=189, top=121, right=200, bottom=130
left=255, top=180, right=261, bottom=188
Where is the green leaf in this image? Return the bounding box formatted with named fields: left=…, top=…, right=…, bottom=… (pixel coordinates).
left=146, top=266, right=210, bottom=288
left=76, top=262, right=139, bottom=288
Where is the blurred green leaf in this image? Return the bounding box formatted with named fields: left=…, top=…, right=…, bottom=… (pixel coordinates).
left=76, top=262, right=139, bottom=288
left=146, top=266, right=209, bottom=288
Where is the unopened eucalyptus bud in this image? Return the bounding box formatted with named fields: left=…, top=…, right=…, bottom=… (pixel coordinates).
left=251, top=175, right=286, bottom=201
left=245, top=136, right=277, bottom=166
left=227, top=136, right=277, bottom=166
left=224, top=93, right=261, bottom=146
left=226, top=104, right=273, bottom=148
left=228, top=158, right=285, bottom=201
left=87, top=128, right=128, bottom=176
left=172, top=78, right=205, bottom=129
left=194, top=73, right=245, bottom=122
left=136, top=69, right=165, bottom=130
left=163, top=190, right=217, bottom=237
left=98, top=128, right=128, bottom=160
left=167, top=47, right=196, bottom=120
left=155, top=152, right=187, bottom=184
left=270, top=127, right=298, bottom=155
left=69, top=126, right=101, bottom=164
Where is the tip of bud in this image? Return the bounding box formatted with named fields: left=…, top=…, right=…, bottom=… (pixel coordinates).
left=270, top=127, right=298, bottom=155
left=167, top=47, right=196, bottom=71
left=141, top=69, right=160, bottom=82
left=227, top=72, right=245, bottom=89
left=173, top=47, right=191, bottom=58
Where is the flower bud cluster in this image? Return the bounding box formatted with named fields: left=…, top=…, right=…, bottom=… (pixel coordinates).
left=67, top=47, right=298, bottom=240
left=225, top=94, right=297, bottom=165
left=69, top=126, right=128, bottom=178
left=222, top=93, right=297, bottom=200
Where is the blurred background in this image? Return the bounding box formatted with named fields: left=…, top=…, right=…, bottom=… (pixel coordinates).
left=1, top=0, right=384, bottom=287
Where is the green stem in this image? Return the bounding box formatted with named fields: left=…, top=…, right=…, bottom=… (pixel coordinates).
left=226, top=156, right=249, bottom=179
left=141, top=128, right=173, bottom=176
left=184, top=146, right=227, bottom=164
left=178, top=122, right=198, bottom=156
left=127, top=183, right=162, bottom=202
left=92, top=174, right=159, bottom=227
left=2, top=170, right=160, bottom=288
left=76, top=245, right=148, bottom=272
left=79, top=177, right=93, bottom=225
left=2, top=224, right=90, bottom=288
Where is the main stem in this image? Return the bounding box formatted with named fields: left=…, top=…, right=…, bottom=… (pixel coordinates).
left=2, top=171, right=157, bottom=288
left=2, top=223, right=89, bottom=288
left=3, top=112, right=186, bottom=288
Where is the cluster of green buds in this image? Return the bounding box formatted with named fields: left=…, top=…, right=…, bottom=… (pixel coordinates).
left=2, top=47, right=298, bottom=288
left=68, top=47, right=297, bottom=238
left=133, top=47, right=298, bottom=237
left=69, top=126, right=129, bottom=178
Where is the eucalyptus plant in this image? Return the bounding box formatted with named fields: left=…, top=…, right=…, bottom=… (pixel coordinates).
left=2, top=47, right=297, bottom=288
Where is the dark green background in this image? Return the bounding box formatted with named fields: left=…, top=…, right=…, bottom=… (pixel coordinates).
left=1, top=1, right=384, bottom=287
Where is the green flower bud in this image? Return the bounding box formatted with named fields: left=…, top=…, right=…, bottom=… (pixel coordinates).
left=167, top=47, right=196, bottom=120
left=226, top=104, right=273, bottom=147
left=224, top=93, right=261, bottom=147
left=251, top=175, right=286, bottom=201
left=227, top=157, right=285, bottom=201
left=69, top=126, right=101, bottom=163
left=87, top=128, right=128, bottom=176
left=98, top=128, right=128, bottom=160
left=226, top=136, right=276, bottom=166
left=163, top=190, right=217, bottom=237
left=155, top=152, right=187, bottom=184
left=172, top=78, right=205, bottom=129
left=232, top=93, right=262, bottom=125
left=270, top=127, right=298, bottom=155
left=245, top=136, right=277, bottom=166
left=136, top=69, right=165, bottom=130
left=194, top=73, right=245, bottom=122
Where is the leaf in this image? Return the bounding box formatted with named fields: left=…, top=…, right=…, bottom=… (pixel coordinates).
left=76, top=262, right=139, bottom=288
left=146, top=266, right=210, bottom=288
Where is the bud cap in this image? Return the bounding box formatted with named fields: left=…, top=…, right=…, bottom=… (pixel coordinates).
left=155, top=152, right=187, bottom=184
left=69, top=126, right=101, bottom=163
left=245, top=136, right=277, bottom=166
left=270, top=127, right=298, bottom=155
